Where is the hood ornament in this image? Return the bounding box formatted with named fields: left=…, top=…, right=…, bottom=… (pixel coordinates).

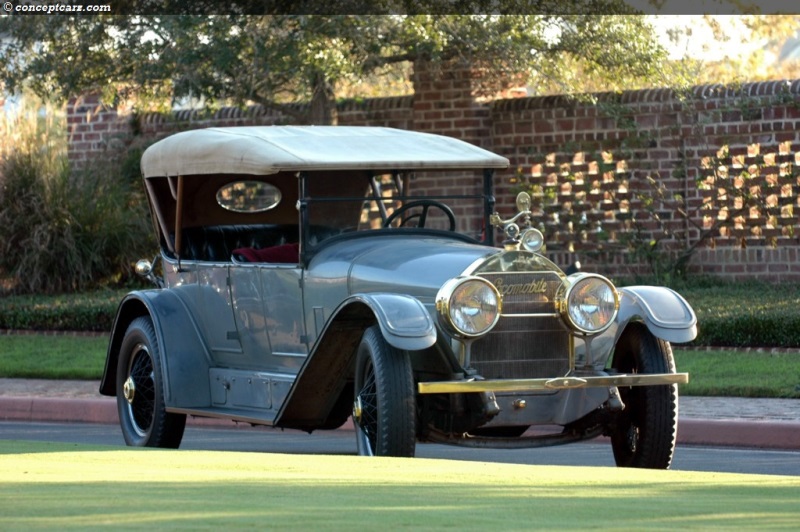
left=490, top=192, right=544, bottom=252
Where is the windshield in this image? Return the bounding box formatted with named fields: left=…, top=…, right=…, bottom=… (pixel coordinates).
left=302, top=170, right=494, bottom=251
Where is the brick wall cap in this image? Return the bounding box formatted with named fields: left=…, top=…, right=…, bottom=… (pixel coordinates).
left=491, top=80, right=800, bottom=112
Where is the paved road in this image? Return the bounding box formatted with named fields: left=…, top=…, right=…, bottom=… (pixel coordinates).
left=2, top=421, right=799, bottom=477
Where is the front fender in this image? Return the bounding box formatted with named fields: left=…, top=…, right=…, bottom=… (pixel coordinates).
left=617, top=286, right=698, bottom=344
left=350, top=293, right=437, bottom=351
left=274, top=293, right=435, bottom=430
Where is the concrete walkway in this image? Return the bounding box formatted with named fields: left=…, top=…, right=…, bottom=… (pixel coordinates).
left=1, top=378, right=799, bottom=450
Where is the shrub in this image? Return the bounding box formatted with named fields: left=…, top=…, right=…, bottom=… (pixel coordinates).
left=679, top=280, right=800, bottom=349
left=0, top=290, right=125, bottom=332
left=0, top=96, right=153, bottom=294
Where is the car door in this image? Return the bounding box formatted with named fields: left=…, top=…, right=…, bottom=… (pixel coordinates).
left=229, top=264, right=307, bottom=374
left=261, top=265, right=307, bottom=371
left=197, top=263, right=244, bottom=364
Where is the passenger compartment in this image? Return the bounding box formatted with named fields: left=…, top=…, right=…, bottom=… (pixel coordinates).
left=168, top=224, right=340, bottom=262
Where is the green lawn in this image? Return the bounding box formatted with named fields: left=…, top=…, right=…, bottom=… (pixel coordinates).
left=1, top=440, right=798, bottom=530
left=0, top=334, right=108, bottom=379
left=675, top=349, right=800, bottom=398
left=0, top=334, right=798, bottom=397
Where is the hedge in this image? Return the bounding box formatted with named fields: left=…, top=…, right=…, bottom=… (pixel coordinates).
left=0, top=290, right=125, bottom=333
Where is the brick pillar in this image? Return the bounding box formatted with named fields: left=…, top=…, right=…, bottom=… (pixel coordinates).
left=411, top=59, right=491, bottom=148
left=66, top=94, right=132, bottom=166
left=410, top=60, right=497, bottom=237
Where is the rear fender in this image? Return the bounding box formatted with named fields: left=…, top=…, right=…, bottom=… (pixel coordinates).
left=99, top=290, right=212, bottom=408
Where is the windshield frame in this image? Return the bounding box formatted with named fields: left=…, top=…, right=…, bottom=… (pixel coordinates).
left=298, top=168, right=497, bottom=265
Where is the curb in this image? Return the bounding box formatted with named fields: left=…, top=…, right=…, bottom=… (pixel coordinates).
left=676, top=418, right=800, bottom=450
left=2, top=396, right=799, bottom=450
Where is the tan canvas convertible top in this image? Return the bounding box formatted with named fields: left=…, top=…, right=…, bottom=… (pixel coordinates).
left=141, top=126, right=510, bottom=178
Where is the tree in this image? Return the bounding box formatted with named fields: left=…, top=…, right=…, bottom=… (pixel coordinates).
left=1, top=7, right=671, bottom=124
left=659, top=15, right=800, bottom=85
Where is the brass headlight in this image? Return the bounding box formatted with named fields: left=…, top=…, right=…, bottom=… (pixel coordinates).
left=520, top=228, right=544, bottom=252
left=436, top=277, right=502, bottom=338
left=558, top=273, right=619, bottom=335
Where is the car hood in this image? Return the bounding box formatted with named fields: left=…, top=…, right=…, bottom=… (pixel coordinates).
left=310, top=234, right=500, bottom=303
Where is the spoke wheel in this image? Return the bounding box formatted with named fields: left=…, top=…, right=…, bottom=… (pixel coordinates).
left=609, top=323, right=678, bottom=469
left=353, top=326, right=416, bottom=457
left=116, top=316, right=186, bottom=448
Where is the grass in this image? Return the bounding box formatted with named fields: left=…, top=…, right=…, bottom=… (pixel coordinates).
left=2, top=440, right=799, bottom=530
left=676, top=349, right=800, bottom=399
left=0, top=334, right=798, bottom=398
left=0, top=334, right=108, bottom=379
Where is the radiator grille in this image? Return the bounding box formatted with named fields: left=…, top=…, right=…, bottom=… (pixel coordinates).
left=471, top=272, right=571, bottom=380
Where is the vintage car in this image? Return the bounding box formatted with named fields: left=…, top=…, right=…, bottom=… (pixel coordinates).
left=100, top=126, right=696, bottom=468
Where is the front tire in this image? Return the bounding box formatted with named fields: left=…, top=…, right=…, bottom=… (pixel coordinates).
left=609, top=323, right=678, bottom=469
left=353, top=326, right=416, bottom=457
left=116, top=316, right=186, bottom=448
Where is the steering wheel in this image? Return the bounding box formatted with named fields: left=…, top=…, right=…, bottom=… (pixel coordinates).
left=383, top=200, right=456, bottom=231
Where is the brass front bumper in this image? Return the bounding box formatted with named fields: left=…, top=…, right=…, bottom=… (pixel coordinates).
left=417, top=373, right=689, bottom=394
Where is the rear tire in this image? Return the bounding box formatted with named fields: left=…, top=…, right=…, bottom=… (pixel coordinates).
left=353, top=326, right=416, bottom=457
left=609, top=323, right=678, bottom=469
left=116, top=316, right=186, bottom=448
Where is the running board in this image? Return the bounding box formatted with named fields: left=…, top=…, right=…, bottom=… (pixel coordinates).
left=167, top=406, right=276, bottom=427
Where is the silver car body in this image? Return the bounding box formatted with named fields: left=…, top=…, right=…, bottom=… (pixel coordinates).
left=101, top=126, right=696, bottom=463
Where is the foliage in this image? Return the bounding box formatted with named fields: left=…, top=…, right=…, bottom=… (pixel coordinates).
left=0, top=92, right=65, bottom=179
left=0, top=11, right=671, bottom=124
left=0, top=289, right=128, bottom=332
left=623, top=279, right=800, bottom=351
left=665, top=15, right=800, bottom=86
left=678, top=279, right=800, bottom=349
left=0, top=96, right=154, bottom=294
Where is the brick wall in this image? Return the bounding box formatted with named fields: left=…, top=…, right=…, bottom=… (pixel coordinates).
left=66, top=94, right=132, bottom=165
left=488, top=81, right=800, bottom=281
left=63, top=69, right=800, bottom=282
left=337, top=95, right=414, bottom=129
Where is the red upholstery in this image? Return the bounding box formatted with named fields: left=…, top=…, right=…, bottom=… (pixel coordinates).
left=233, top=242, right=299, bottom=263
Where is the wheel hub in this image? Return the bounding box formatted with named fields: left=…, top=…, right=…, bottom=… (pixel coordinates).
left=123, top=376, right=136, bottom=404
left=352, top=396, right=363, bottom=425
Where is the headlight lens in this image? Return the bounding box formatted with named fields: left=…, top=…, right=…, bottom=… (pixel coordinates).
left=520, top=228, right=544, bottom=252
left=436, top=277, right=502, bottom=338
left=560, top=274, right=619, bottom=335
